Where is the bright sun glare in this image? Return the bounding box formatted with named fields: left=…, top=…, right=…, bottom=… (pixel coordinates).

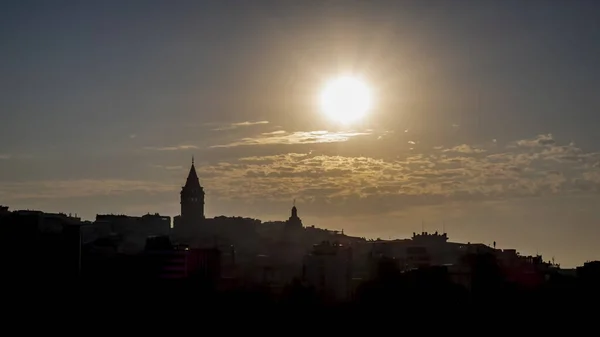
left=320, top=76, right=372, bottom=124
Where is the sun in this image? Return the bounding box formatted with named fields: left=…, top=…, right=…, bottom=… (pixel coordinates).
left=319, top=75, right=372, bottom=124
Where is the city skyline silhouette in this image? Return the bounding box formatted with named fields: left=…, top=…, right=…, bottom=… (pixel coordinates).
left=2, top=1, right=600, bottom=270
left=2, top=161, right=599, bottom=313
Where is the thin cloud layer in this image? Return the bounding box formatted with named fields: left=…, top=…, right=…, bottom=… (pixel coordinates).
left=211, top=130, right=372, bottom=148
left=211, top=120, right=269, bottom=131
left=143, top=145, right=198, bottom=151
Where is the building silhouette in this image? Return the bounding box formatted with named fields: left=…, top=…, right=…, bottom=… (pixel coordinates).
left=303, top=240, right=353, bottom=302
left=181, top=157, right=205, bottom=223
left=92, top=213, right=171, bottom=254
left=286, top=200, right=303, bottom=229
left=173, top=158, right=205, bottom=239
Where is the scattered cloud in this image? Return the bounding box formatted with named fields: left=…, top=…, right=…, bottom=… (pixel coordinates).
left=143, top=145, right=198, bottom=151
left=0, top=154, right=11, bottom=160
left=189, top=133, right=600, bottom=216
left=5, top=132, right=600, bottom=221
left=442, top=144, right=487, bottom=154
left=211, top=120, right=270, bottom=131
left=129, top=134, right=136, bottom=139
left=210, top=130, right=372, bottom=148
left=512, top=133, right=556, bottom=148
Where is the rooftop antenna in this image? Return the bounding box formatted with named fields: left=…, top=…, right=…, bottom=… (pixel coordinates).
left=192, top=156, right=195, bottom=165
left=293, top=198, right=296, bottom=207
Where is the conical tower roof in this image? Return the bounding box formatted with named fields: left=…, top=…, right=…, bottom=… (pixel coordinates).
left=185, top=157, right=201, bottom=188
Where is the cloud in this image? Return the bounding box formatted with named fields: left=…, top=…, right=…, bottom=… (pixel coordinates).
left=211, top=120, right=269, bottom=131
left=442, top=144, right=486, bottom=154
left=189, top=133, right=600, bottom=216
left=0, top=154, right=11, bottom=160
left=6, top=132, right=600, bottom=221
left=512, top=133, right=556, bottom=148
left=262, top=130, right=287, bottom=136
left=210, top=130, right=372, bottom=148
left=143, top=145, right=198, bottom=151
left=232, top=121, right=269, bottom=127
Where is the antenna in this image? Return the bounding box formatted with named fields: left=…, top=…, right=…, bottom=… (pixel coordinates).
left=192, top=156, right=195, bottom=165
left=421, top=219, right=424, bottom=233
left=293, top=198, right=296, bottom=207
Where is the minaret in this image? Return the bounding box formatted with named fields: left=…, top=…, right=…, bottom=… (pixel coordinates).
left=180, top=156, right=205, bottom=225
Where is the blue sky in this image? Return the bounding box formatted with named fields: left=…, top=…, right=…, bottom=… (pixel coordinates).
left=2, top=0, right=600, bottom=267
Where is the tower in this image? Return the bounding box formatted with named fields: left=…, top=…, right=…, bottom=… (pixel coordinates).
left=286, top=199, right=302, bottom=228
left=180, top=157, right=205, bottom=225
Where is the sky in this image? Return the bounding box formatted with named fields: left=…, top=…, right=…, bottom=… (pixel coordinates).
left=2, top=0, right=600, bottom=267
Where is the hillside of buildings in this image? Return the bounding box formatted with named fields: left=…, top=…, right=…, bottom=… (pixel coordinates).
left=2, top=204, right=599, bottom=312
